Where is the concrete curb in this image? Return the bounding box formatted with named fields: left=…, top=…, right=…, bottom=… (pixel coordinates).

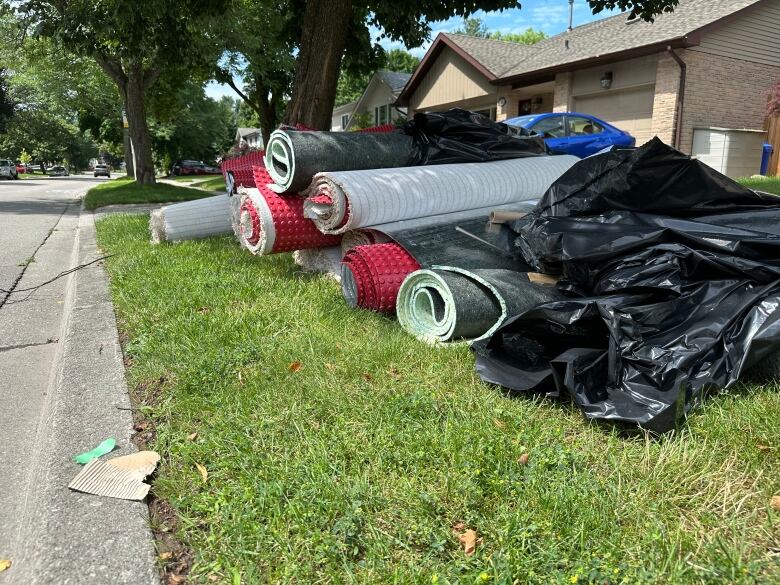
left=12, top=211, right=159, bottom=584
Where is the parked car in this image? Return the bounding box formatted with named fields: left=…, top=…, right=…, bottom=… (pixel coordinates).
left=0, top=159, right=18, bottom=180
left=505, top=112, right=635, bottom=158
left=49, top=165, right=69, bottom=176
left=16, top=162, right=26, bottom=174
left=171, top=159, right=221, bottom=176
left=94, top=163, right=111, bottom=178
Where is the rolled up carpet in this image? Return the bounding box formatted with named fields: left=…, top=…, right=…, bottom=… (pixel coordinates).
left=236, top=187, right=341, bottom=255
left=397, top=267, right=566, bottom=343
left=340, top=229, right=391, bottom=256
left=264, top=129, right=414, bottom=194
left=304, top=155, right=578, bottom=235
left=149, top=195, right=232, bottom=244
left=341, top=243, right=421, bottom=313
left=293, top=247, right=343, bottom=281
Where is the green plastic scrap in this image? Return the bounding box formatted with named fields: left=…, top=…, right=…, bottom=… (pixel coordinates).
left=73, top=438, right=117, bottom=464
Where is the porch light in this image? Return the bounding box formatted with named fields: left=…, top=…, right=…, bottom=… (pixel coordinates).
left=497, top=97, right=507, bottom=107
left=600, top=72, right=613, bottom=89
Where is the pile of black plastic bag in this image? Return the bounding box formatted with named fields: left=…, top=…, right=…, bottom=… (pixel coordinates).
left=475, top=138, right=780, bottom=433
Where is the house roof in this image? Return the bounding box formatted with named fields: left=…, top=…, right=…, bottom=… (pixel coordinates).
left=376, top=70, right=413, bottom=94
left=399, top=0, right=764, bottom=103
left=333, top=101, right=357, bottom=116
left=236, top=127, right=261, bottom=138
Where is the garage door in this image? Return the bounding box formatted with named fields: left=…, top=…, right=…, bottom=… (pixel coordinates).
left=574, top=85, right=655, bottom=145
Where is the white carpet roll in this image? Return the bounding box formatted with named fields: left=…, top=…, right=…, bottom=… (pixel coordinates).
left=149, top=195, right=232, bottom=243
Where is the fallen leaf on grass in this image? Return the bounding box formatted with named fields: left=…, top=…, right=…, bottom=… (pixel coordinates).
left=133, top=420, right=148, bottom=432
left=0, top=560, right=10, bottom=573
left=757, top=444, right=774, bottom=452
left=208, top=575, right=221, bottom=582
left=772, top=495, right=780, bottom=511
left=167, top=574, right=186, bottom=585
left=452, top=523, right=481, bottom=556
left=458, top=529, right=478, bottom=556
left=197, top=307, right=210, bottom=314
left=388, top=367, right=401, bottom=380
left=187, top=432, right=198, bottom=441
left=289, top=361, right=302, bottom=373
left=361, top=372, right=373, bottom=382
left=311, top=420, right=321, bottom=430
left=492, top=418, right=506, bottom=429
left=158, top=551, right=173, bottom=561
left=324, top=362, right=336, bottom=371
left=518, top=453, right=530, bottom=465
left=195, top=463, right=208, bottom=483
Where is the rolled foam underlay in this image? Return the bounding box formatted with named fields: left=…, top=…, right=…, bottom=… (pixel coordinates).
left=340, top=229, right=392, bottom=256
left=397, top=267, right=567, bottom=343
left=341, top=243, right=421, bottom=313
left=303, top=155, right=579, bottom=235
left=235, top=166, right=341, bottom=255
left=149, top=195, right=232, bottom=243
left=293, top=247, right=343, bottom=281
left=264, top=129, right=415, bottom=194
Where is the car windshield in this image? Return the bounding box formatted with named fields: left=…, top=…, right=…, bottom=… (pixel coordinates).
left=505, top=115, right=540, bottom=128
left=0, top=160, right=10, bottom=166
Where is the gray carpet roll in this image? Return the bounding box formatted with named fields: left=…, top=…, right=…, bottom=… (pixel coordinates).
left=304, top=155, right=578, bottom=235
left=397, top=267, right=566, bottom=343
left=264, top=129, right=414, bottom=194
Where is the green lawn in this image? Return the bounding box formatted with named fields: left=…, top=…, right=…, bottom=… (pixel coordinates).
left=96, top=214, right=780, bottom=584
left=740, top=175, right=780, bottom=195
left=84, top=177, right=215, bottom=210
left=166, top=175, right=226, bottom=191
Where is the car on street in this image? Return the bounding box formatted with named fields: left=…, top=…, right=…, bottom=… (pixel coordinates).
left=49, top=165, right=70, bottom=177
left=94, top=163, right=111, bottom=178
left=171, top=159, right=221, bottom=176
left=0, top=159, right=19, bottom=180
left=505, top=112, right=635, bottom=158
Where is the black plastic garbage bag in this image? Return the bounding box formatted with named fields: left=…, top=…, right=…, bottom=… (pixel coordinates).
left=474, top=138, right=780, bottom=432
left=404, top=108, right=547, bottom=165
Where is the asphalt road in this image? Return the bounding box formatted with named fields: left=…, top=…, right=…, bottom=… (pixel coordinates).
left=0, top=175, right=108, bottom=303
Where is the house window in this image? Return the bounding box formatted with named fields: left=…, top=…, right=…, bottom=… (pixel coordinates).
left=375, top=105, right=388, bottom=126
left=341, top=114, right=349, bottom=129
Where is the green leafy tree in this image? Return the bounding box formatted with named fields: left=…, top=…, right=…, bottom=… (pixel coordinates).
left=16, top=0, right=229, bottom=184
left=214, top=0, right=296, bottom=145
left=453, top=17, right=489, bottom=37
left=385, top=48, right=420, bottom=73
left=490, top=27, right=546, bottom=44
left=587, top=0, right=679, bottom=21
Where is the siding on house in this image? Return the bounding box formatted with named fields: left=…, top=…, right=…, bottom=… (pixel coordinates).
left=675, top=48, right=780, bottom=153
left=691, top=1, right=780, bottom=67
left=358, top=79, right=400, bottom=126
left=570, top=54, right=658, bottom=96
left=409, top=46, right=496, bottom=112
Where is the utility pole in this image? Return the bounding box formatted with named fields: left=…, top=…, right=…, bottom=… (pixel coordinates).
left=568, top=0, right=575, bottom=31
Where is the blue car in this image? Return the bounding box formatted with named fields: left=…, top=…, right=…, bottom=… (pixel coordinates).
left=505, top=112, right=635, bottom=158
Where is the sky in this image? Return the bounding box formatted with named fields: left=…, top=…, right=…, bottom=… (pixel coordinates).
left=205, top=0, right=622, bottom=100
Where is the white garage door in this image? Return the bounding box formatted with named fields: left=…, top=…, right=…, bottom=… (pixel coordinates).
left=574, top=85, right=655, bottom=145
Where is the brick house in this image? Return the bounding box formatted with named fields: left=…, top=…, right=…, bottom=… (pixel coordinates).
left=397, top=0, right=780, bottom=155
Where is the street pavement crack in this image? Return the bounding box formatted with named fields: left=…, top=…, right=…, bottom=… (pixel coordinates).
left=0, top=204, right=71, bottom=311
left=0, top=338, right=59, bottom=353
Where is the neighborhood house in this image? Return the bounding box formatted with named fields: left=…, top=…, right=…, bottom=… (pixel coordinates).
left=397, top=0, right=780, bottom=165
left=331, top=70, right=411, bottom=131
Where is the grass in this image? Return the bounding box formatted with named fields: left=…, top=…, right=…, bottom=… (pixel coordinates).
left=83, top=177, right=214, bottom=210
left=166, top=175, right=226, bottom=191
left=96, top=214, right=780, bottom=585
left=740, top=176, right=780, bottom=195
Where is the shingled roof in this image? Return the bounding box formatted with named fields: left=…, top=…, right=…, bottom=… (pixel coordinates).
left=399, top=0, right=764, bottom=102
left=376, top=70, right=413, bottom=94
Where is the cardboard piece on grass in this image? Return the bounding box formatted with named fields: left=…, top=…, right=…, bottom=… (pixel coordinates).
left=106, top=450, right=160, bottom=482
left=68, top=458, right=150, bottom=501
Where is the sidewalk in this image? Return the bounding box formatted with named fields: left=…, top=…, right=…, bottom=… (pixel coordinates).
left=0, top=206, right=158, bottom=584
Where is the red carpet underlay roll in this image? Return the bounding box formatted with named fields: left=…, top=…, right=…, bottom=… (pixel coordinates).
left=235, top=166, right=341, bottom=255
left=341, top=243, right=421, bottom=313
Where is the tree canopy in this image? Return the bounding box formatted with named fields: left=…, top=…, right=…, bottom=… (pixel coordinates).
left=453, top=17, right=546, bottom=44
left=335, top=48, right=420, bottom=107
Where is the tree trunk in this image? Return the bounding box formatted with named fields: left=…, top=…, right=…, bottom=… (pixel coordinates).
left=124, top=67, right=156, bottom=185
left=257, top=82, right=278, bottom=146
left=122, top=127, right=134, bottom=177
left=284, top=0, right=352, bottom=129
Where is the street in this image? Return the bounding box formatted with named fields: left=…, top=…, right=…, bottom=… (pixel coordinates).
left=0, top=175, right=158, bottom=584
